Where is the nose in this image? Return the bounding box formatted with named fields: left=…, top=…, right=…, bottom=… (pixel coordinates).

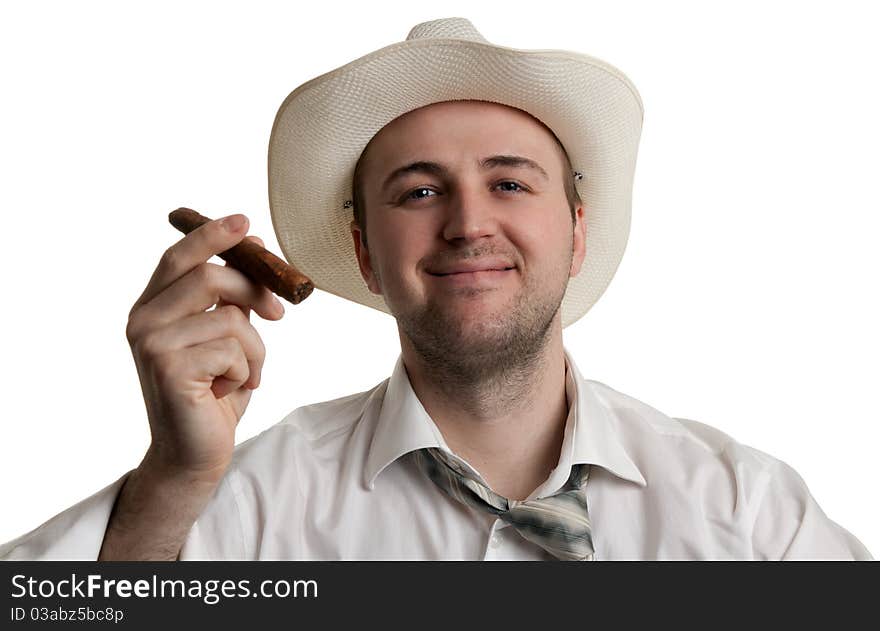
left=441, top=183, right=500, bottom=243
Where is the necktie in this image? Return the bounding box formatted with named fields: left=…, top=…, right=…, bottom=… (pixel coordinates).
left=411, top=447, right=595, bottom=560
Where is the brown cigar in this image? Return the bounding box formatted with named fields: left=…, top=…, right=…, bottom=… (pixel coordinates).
left=168, top=207, right=314, bottom=305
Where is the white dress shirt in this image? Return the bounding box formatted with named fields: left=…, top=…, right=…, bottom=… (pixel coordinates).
left=1, top=347, right=872, bottom=560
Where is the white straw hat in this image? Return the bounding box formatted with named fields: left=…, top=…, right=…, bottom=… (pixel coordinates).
left=267, top=17, right=643, bottom=328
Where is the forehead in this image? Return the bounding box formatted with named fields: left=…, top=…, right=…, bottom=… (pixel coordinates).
left=360, top=100, right=564, bottom=169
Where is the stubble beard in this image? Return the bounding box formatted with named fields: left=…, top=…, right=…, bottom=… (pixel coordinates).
left=386, top=248, right=573, bottom=407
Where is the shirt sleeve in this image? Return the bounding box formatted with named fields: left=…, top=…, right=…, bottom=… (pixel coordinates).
left=0, top=473, right=130, bottom=561
left=750, top=459, right=873, bottom=560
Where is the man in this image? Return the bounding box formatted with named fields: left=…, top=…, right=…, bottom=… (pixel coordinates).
left=1, top=18, right=871, bottom=560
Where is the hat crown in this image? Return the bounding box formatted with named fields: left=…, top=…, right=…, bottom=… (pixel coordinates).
left=405, top=17, right=489, bottom=44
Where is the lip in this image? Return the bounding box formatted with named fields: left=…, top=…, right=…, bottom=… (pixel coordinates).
left=430, top=267, right=514, bottom=275
left=427, top=259, right=515, bottom=275
left=427, top=268, right=515, bottom=286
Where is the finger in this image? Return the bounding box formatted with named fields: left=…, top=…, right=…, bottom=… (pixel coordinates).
left=188, top=337, right=251, bottom=400
left=212, top=374, right=253, bottom=403
left=163, top=336, right=250, bottom=400
left=131, top=262, right=284, bottom=340
left=131, top=213, right=250, bottom=315
left=218, top=286, right=280, bottom=322
left=245, top=235, right=265, bottom=248
left=217, top=235, right=269, bottom=317
left=142, top=305, right=267, bottom=389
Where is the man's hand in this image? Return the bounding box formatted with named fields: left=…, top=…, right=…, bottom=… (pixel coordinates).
left=99, top=213, right=284, bottom=560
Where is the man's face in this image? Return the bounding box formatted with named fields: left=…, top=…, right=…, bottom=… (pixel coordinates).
left=351, top=100, right=586, bottom=375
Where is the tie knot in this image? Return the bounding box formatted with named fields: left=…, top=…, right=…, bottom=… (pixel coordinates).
left=412, top=448, right=595, bottom=560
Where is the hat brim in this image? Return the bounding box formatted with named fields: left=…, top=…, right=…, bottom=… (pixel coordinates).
left=268, top=38, right=643, bottom=328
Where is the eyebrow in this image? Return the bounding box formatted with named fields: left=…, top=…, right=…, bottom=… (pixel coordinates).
left=380, top=154, right=550, bottom=193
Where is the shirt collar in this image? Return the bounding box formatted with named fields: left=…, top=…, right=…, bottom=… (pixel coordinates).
left=364, top=346, right=647, bottom=490
left=564, top=347, right=647, bottom=487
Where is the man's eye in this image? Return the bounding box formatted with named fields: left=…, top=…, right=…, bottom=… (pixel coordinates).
left=496, top=181, right=527, bottom=193
left=405, top=187, right=438, bottom=201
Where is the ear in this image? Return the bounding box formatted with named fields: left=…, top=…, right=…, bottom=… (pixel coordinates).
left=350, top=220, right=382, bottom=295
left=569, top=204, right=587, bottom=278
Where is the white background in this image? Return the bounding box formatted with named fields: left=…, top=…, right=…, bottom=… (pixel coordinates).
left=1, top=1, right=877, bottom=556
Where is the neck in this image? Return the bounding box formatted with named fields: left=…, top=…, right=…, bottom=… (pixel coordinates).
left=400, top=317, right=569, bottom=500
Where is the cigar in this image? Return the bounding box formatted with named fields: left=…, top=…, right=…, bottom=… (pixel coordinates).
left=168, top=207, right=314, bottom=305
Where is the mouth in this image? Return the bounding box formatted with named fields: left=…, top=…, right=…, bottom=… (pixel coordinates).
left=427, top=267, right=516, bottom=288
left=429, top=266, right=515, bottom=277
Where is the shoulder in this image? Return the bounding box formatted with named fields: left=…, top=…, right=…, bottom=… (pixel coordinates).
left=181, top=379, right=391, bottom=559
left=228, top=378, right=389, bottom=474
left=587, top=378, right=777, bottom=468
left=586, top=379, right=784, bottom=514
left=585, top=379, right=872, bottom=558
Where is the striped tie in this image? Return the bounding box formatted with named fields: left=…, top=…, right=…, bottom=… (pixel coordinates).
left=411, top=447, right=595, bottom=561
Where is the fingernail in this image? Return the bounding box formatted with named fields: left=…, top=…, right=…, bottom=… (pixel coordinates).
left=273, top=296, right=285, bottom=317
left=222, top=214, right=246, bottom=232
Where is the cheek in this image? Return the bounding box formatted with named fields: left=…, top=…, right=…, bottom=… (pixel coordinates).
left=511, top=216, right=571, bottom=271
left=371, top=217, right=434, bottom=286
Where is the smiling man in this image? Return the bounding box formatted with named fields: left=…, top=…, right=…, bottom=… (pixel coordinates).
left=350, top=100, right=583, bottom=502
left=1, top=17, right=871, bottom=561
